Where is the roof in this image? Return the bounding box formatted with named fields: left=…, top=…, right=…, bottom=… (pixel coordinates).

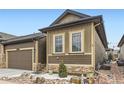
left=50, top=9, right=91, bottom=26
left=39, top=15, right=102, bottom=31
left=1, top=33, right=46, bottom=45
left=0, top=32, right=16, bottom=41
left=39, top=10, right=108, bottom=48
left=118, top=34, right=124, bottom=47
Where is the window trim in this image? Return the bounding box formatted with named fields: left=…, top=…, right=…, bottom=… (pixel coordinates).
left=53, top=33, right=65, bottom=54
left=69, top=30, right=84, bottom=53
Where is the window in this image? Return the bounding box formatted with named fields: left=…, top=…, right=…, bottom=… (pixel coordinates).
left=72, top=32, right=81, bottom=52
left=55, top=35, right=62, bottom=52
left=70, top=31, right=83, bottom=53
left=53, top=34, right=64, bottom=53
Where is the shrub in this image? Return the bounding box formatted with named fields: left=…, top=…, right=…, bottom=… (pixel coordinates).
left=108, top=53, right=113, bottom=62
left=59, top=62, right=67, bottom=78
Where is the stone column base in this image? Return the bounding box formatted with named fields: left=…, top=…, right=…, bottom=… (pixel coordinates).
left=0, top=62, right=6, bottom=68
left=33, top=63, right=46, bottom=71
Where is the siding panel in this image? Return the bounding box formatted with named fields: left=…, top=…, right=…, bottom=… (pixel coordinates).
left=84, top=23, right=91, bottom=53
left=48, top=55, right=91, bottom=64
left=47, top=23, right=92, bottom=55
left=5, top=42, right=34, bottom=50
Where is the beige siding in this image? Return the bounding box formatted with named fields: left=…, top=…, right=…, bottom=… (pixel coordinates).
left=119, top=44, right=124, bottom=60
left=47, top=23, right=92, bottom=65
left=48, top=55, right=91, bottom=64
left=56, top=14, right=81, bottom=25
left=84, top=23, right=92, bottom=53
left=5, top=42, right=34, bottom=50
left=47, top=23, right=92, bottom=55
left=95, top=29, right=106, bottom=64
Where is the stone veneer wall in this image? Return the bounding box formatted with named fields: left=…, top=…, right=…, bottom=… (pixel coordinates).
left=0, top=44, right=6, bottom=68
left=48, top=64, right=94, bottom=74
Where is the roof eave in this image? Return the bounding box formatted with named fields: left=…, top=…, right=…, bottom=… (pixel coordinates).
left=118, top=35, right=124, bottom=47
left=39, top=16, right=102, bottom=33
left=2, top=34, right=46, bottom=45
left=39, top=15, right=108, bottom=49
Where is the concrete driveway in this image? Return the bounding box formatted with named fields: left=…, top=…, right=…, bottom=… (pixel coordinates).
left=0, top=68, right=32, bottom=78
left=0, top=80, right=17, bottom=84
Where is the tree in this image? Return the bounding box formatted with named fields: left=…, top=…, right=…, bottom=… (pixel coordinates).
left=59, top=62, right=67, bottom=78
left=108, top=53, right=113, bottom=62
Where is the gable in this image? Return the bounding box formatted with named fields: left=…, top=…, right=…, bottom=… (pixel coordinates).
left=50, top=9, right=90, bottom=26
left=54, top=13, right=81, bottom=25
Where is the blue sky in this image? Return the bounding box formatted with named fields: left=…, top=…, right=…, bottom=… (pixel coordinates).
left=0, top=9, right=123, bottom=48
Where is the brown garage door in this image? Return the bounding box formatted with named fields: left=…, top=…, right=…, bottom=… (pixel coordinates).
left=8, top=50, right=32, bottom=70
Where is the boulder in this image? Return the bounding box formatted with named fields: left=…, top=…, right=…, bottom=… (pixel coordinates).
left=32, top=77, right=45, bottom=84
left=20, top=72, right=31, bottom=78
left=1, top=76, right=8, bottom=80
left=70, top=76, right=81, bottom=84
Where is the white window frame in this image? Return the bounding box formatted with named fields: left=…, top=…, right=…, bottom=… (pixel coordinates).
left=53, top=33, right=65, bottom=54
left=69, top=30, right=84, bottom=53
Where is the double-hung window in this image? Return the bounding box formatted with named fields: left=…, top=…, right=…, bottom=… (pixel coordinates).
left=53, top=34, right=64, bottom=53
left=70, top=31, right=83, bottom=53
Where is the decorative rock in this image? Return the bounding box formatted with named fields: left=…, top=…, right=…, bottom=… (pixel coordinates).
left=36, top=77, right=45, bottom=84
left=70, top=76, right=81, bottom=84
left=44, top=79, right=69, bottom=84
left=20, top=72, right=31, bottom=78
left=31, top=76, right=37, bottom=83
left=29, top=75, right=33, bottom=79
left=32, top=76, right=45, bottom=84
left=0, top=76, right=8, bottom=80
left=87, top=77, right=95, bottom=84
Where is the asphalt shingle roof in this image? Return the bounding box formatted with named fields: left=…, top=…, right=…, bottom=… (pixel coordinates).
left=0, top=32, right=16, bottom=41
left=1, top=33, right=46, bottom=45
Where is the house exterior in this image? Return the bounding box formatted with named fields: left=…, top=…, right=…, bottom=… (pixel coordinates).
left=0, top=10, right=108, bottom=73
left=0, top=33, right=46, bottom=71
left=39, top=10, right=108, bottom=73
left=0, top=32, right=16, bottom=68
left=118, top=35, right=124, bottom=60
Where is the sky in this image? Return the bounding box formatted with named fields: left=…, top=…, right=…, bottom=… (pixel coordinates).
left=0, top=9, right=124, bottom=48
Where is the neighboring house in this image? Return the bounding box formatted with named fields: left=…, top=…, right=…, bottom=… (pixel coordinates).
left=105, top=48, right=112, bottom=60
left=118, top=35, right=124, bottom=60
left=106, top=48, right=119, bottom=60
left=39, top=9, right=108, bottom=73
left=0, top=32, right=16, bottom=68
left=113, top=49, right=119, bottom=60
left=0, top=32, right=16, bottom=42
left=0, top=33, right=46, bottom=70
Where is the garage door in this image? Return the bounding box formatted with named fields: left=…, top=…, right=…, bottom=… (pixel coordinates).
left=8, top=50, right=32, bottom=70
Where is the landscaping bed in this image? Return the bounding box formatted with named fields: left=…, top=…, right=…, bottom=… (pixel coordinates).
left=0, top=72, right=72, bottom=84
left=0, top=62, right=124, bottom=84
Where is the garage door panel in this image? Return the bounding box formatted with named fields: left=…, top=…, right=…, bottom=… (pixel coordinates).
left=8, top=50, right=32, bottom=70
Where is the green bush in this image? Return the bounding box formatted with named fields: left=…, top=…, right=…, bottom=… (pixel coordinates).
left=108, top=53, right=113, bottom=61
left=59, top=62, right=67, bottom=78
